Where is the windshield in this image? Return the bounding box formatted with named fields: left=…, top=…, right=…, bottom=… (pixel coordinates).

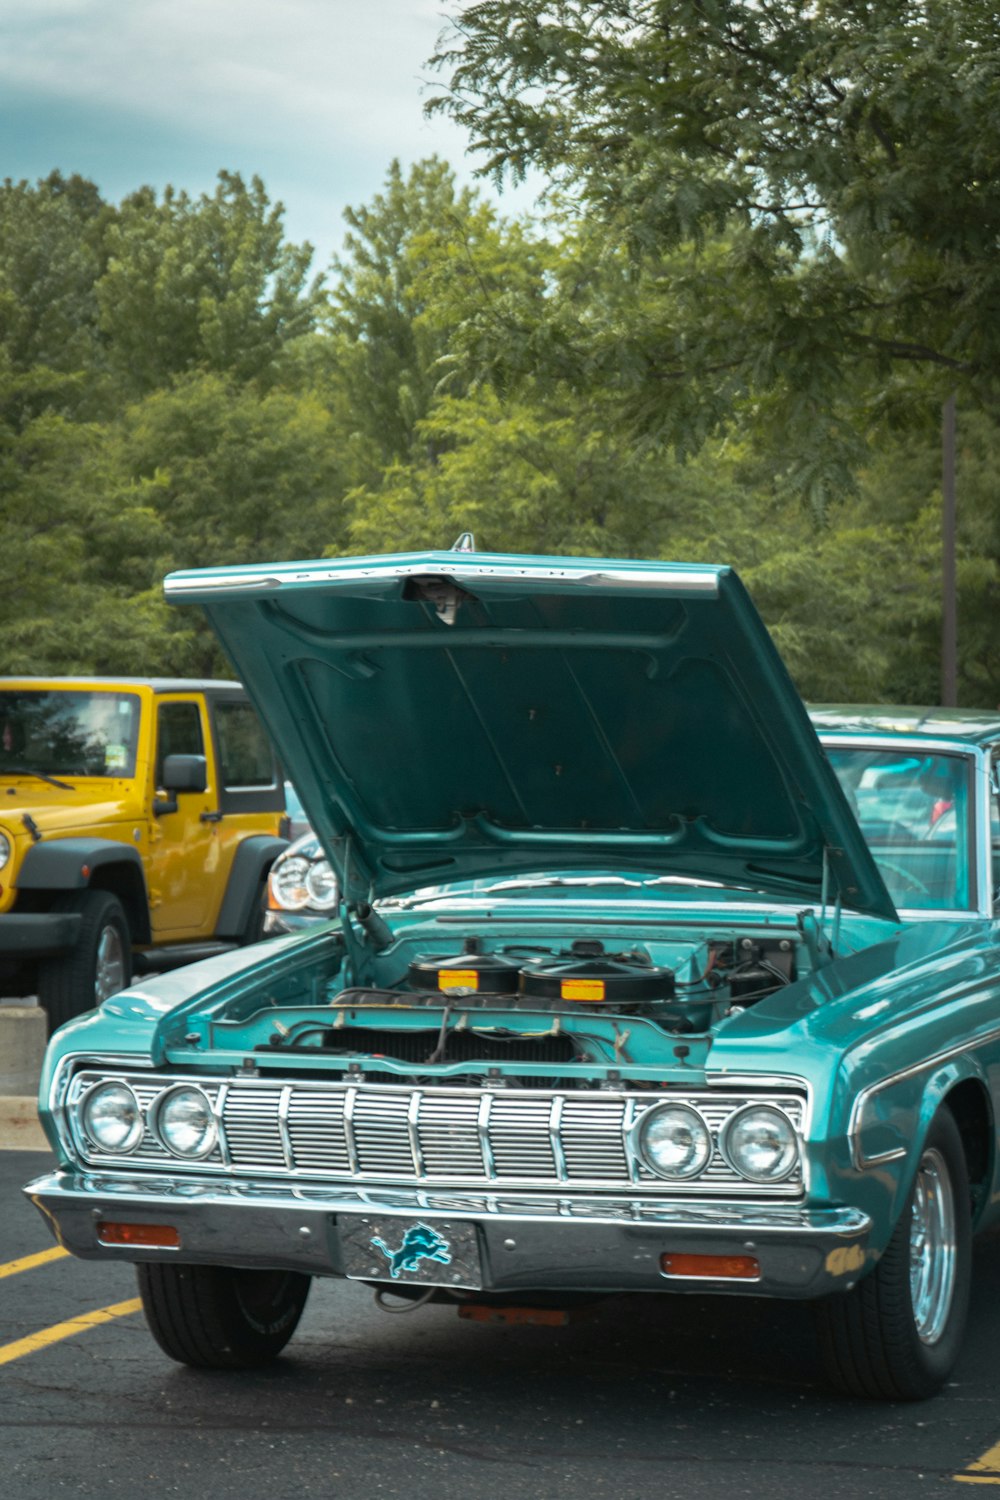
left=0, top=690, right=141, bottom=778
left=826, top=746, right=972, bottom=910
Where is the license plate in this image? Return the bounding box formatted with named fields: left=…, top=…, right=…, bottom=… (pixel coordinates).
left=339, top=1216, right=483, bottom=1290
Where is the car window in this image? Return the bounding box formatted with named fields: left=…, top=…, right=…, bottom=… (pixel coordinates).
left=156, top=700, right=204, bottom=784
left=826, top=747, right=972, bottom=910
left=214, top=700, right=277, bottom=790
left=0, top=690, right=141, bottom=777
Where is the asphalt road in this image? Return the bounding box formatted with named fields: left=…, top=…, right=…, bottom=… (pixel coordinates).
left=4, top=1147, right=1000, bottom=1499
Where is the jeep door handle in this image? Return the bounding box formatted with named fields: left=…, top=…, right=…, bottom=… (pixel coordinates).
left=200, top=810, right=224, bottom=823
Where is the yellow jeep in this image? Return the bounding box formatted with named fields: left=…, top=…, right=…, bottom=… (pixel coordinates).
left=0, top=677, right=288, bottom=1031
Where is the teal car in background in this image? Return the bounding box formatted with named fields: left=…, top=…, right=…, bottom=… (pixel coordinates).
left=23, top=548, right=1000, bottom=1400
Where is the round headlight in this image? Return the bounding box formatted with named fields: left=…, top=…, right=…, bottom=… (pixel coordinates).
left=723, top=1105, right=799, bottom=1183
left=0, top=830, right=10, bottom=870
left=82, top=1081, right=143, bottom=1154
left=154, top=1086, right=217, bottom=1159
left=638, top=1103, right=712, bottom=1180
left=304, top=857, right=338, bottom=910
left=269, top=854, right=312, bottom=911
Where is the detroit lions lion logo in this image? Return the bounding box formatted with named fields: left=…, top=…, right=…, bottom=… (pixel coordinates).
left=370, top=1222, right=453, bottom=1279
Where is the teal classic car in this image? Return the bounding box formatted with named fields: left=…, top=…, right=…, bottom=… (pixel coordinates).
left=23, top=548, right=1000, bottom=1400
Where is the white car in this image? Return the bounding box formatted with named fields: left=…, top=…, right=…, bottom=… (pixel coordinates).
left=264, top=832, right=338, bottom=934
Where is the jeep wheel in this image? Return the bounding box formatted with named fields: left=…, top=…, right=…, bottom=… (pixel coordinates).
left=136, top=1263, right=311, bottom=1368
left=815, top=1108, right=971, bottom=1400
left=38, top=890, right=132, bottom=1034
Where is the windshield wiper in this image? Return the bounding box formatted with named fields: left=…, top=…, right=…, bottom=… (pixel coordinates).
left=1, top=765, right=75, bottom=791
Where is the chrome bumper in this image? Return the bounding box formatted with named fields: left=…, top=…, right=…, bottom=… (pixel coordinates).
left=25, top=1168, right=873, bottom=1298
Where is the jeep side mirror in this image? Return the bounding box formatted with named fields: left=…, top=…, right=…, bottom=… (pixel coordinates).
left=154, top=753, right=208, bottom=816
left=161, top=754, right=208, bottom=793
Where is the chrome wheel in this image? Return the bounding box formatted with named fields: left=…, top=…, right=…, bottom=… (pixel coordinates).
left=909, top=1146, right=957, bottom=1345
left=94, top=921, right=127, bottom=1002
left=815, top=1108, right=971, bottom=1399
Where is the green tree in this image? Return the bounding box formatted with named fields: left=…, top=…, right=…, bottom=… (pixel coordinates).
left=347, top=383, right=690, bottom=557
left=109, top=372, right=352, bottom=672
left=432, top=1, right=1000, bottom=494
left=0, top=379, right=171, bottom=674
left=324, top=157, right=549, bottom=477
left=0, top=173, right=108, bottom=376
left=97, top=172, right=323, bottom=396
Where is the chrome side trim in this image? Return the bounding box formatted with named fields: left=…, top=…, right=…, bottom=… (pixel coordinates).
left=856, top=1145, right=907, bottom=1169
left=848, top=1026, right=1000, bottom=1169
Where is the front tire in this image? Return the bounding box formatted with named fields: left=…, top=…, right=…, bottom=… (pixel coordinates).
left=137, top=1263, right=311, bottom=1369
left=38, top=889, right=132, bottom=1034
left=815, top=1108, right=971, bottom=1400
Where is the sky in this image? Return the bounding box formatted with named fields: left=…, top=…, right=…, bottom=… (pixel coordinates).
left=0, top=0, right=541, bottom=268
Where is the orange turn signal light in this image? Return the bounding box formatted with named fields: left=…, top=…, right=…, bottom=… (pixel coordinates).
left=97, top=1222, right=181, bottom=1249
left=660, top=1253, right=760, bottom=1280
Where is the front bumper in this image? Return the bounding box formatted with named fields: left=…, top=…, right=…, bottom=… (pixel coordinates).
left=0, top=912, right=81, bottom=957
left=25, top=1168, right=873, bottom=1299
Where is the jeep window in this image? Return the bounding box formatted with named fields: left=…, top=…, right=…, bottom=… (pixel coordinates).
left=214, top=701, right=277, bottom=789
left=826, top=746, right=972, bottom=910
left=0, top=690, right=140, bottom=777
left=156, top=701, right=204, bottom=784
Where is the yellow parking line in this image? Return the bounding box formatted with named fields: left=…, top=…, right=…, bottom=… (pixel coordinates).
left=0, top=1246, right=69, bottom=1279
left=956, top=1437, right=1000, bottom=1484
left=0, top=1297, right=142, bottom=1367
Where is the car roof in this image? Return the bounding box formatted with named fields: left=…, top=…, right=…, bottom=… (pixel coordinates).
left=810, top=704, right=1000, bottom=748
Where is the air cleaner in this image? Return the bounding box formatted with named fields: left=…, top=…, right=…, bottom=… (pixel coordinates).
left=519, top=940, right=675, bottom=1006
left=408, top=936, right=521, bottom=994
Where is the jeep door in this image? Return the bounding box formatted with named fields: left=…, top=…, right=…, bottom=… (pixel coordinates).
left=147, top=695, right=221, bottom=937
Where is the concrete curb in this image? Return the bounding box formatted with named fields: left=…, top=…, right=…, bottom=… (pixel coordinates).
left=0, top=1005, right=47, bottom=1149
left=0, top=1095, right=49, bottom=1151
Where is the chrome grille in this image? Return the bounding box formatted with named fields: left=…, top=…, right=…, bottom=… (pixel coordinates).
left=561, top=1097, right=629, bottom=1179
left=223, top=1089, right=284, bottom=1169
left=489, top=1096, right=556, bottom=1178
left=416, top=1095, right=482, bottom=1176
left=66, top=1071, right=807, bottom=1197
left=286, top=1090, right=349, bottom=1172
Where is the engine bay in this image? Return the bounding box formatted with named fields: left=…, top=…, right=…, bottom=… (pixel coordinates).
left=185, top=913, right=814, bottom=1088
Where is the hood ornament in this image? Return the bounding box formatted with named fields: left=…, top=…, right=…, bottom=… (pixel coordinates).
left=451, top=532, right=476, bottom=552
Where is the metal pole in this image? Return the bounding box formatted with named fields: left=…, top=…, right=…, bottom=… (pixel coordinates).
left=941, top=391, right=957, bottom=707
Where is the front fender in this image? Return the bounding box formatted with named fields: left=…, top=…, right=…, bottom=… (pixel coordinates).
left=18, top=837, right=145, bottom=890
left=18, top=838, right=151, bottom=944
left=214, top=835, right=288, bottom=939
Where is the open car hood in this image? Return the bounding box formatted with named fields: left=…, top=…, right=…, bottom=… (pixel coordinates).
left=165, top=550, right=897, bottom=920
